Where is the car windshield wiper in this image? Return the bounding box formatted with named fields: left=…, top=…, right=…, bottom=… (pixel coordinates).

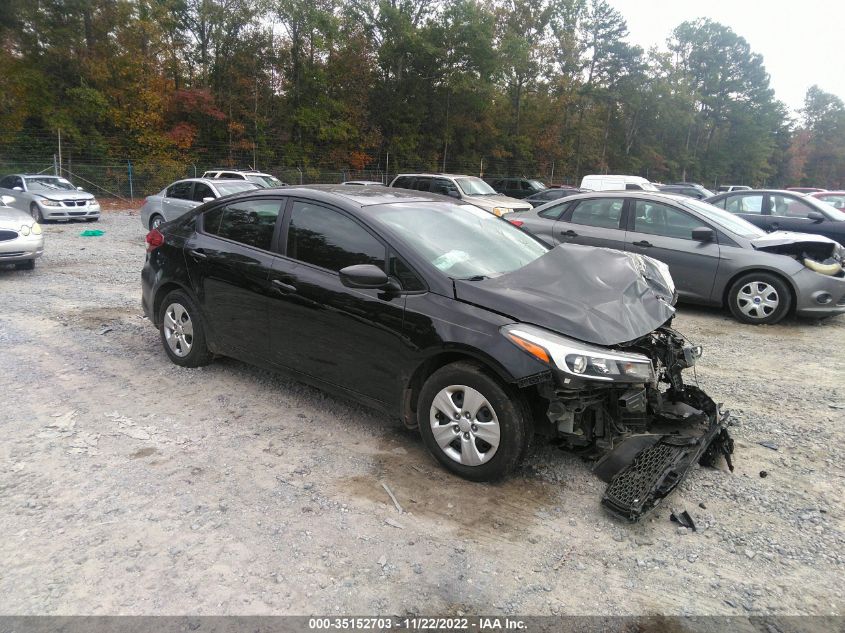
left=462, top=275, right=488, bottom=281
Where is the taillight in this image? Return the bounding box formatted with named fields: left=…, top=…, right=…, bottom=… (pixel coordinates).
left=145, top=229, right=164, bottom=252
left=508, top=219, right=524, bottom=228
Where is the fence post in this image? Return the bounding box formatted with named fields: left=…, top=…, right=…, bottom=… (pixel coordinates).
left=128, top=161, right=134, bottom=202
left=53, top=154, right=58, bottom=176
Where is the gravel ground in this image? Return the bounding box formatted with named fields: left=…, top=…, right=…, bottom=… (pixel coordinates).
left=1, top=211, right=843, bottom=616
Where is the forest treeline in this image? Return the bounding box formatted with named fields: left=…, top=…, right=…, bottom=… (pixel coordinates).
left=1, top=0, right=844, bottom=188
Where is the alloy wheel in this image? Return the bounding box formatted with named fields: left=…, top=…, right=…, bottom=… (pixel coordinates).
left=163, top=302, right=194, bottom=357
left=429, top=385, right=501, bottom=466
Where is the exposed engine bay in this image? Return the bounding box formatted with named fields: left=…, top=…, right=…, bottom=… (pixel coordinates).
left=753, top=232, right=845, bottom=277
left=536, top=324, right=734, bottom=522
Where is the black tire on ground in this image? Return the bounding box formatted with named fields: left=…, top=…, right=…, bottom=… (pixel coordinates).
left=727, top=272, right=792, bottom=325
left=157, top=290, right=213, bottom=368
left=417, top=361, right=531, bottom=482
left=149, top=214, right=164, bottom=230
left=29, top=202, right=44, bottom=223
left=14, top=259, right=35, bottom=270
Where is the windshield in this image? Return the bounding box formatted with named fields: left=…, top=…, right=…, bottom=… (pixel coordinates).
left=214, top=181, right=260, bottom=196
left=26, top=177, right=77, bottom=192
left=679, top=198, right=766, bottom=238
left=247, top=174, right=284, bottom=188
left=372, top=202, right=548, bottom=279
left=455, top=177, right=497, bottom=196
left=528, top=180, right=546, bottom=190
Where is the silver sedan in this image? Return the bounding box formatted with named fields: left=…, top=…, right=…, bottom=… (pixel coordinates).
left=140, top=178, right=258, bottom=230
left=508, top=191, right=845, bottom=324
left=0, top=195, right=44, bottom=270
left=0, top=174, right=100, bottom=222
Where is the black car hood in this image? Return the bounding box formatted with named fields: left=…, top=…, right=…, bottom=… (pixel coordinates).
left=453, top=244, right=677, bottom=346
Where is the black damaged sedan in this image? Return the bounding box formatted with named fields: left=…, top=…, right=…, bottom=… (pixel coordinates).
left=142, top=185, right=733, bottom=521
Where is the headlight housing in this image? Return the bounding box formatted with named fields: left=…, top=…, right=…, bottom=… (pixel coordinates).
left=502, top=324, right=656, bottom=383
left=89, top=200, right=100, bottom=208
left=20, top=224, right=30, bottom=236
left=491, top=206, right=512, bottom=217
left=31, top=222, right=42, bottom=235
left=40, top=199, right=62, bottom=207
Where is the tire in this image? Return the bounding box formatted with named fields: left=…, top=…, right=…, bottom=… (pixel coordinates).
left=417, top=361, right=530, bottom=482
left=149, top=214, right=164, bottom=230
left=14, top=259, right=35, bottom=270
left=158, top=290, right=213, bottom=367
left=29, top=202, right=44, bottom=223
left=727, top=272, right=792, bottom=325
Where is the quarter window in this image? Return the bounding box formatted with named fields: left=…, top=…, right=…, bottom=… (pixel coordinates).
left=538, top=201, right=571, bottom=220
left=389, top=252, right=425, bottom=291
left=286, top=201, right=386, bottom=272
left=633, top=201, right=701, bottom=240
left=203, top=199, right=282, bottom=251
left=569, top=199, right=624, bottom=229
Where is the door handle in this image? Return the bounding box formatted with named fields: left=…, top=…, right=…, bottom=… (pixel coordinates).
left=188, top=248, right=207, bottom=259
left=632, top=240, right=652, bottom=247
left=272, top=279, right=297, bottom=293
left=561, top=229, right=578, bottom=237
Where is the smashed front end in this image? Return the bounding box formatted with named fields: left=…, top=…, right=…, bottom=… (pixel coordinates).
left=505, top=323, right=734, bottom=522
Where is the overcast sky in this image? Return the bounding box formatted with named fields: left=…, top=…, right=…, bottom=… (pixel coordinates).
left=609, top=0, right=844, bottom=116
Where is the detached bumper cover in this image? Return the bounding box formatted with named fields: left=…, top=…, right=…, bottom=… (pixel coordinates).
left=595, top=386, right=734, bottom=522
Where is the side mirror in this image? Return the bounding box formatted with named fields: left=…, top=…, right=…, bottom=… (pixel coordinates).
left=807, top=211, right=824, bottom=223
left=691, top=227, right=715, bottom=242
left=77, top=186, right=84, bottom=191
left=340, top=264, right=391, bottom=289
left=202, top=197, right=214, bottom=203
left=13, top=186, right=23, bottom=192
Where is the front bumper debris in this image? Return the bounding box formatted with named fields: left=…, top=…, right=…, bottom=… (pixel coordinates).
left=539, top=325, right=735, bottom=522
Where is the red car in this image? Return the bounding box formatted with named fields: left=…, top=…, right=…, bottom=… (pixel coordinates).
left=810, top=190, right=845, bottom=211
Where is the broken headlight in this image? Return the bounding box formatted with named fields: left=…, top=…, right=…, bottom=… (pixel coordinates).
left=502, top=324, right=656, bottom=383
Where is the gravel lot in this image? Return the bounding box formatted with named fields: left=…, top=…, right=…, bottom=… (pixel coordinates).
left=1, top=211, right=843, bottom=616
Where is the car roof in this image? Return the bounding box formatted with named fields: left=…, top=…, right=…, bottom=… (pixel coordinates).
left=179, top=177, right=248, bottom=184
left=394, top=173, right=479, bottom=179
left=551, top=191, right=689, bottom=203
left=712, top=189, right=807, bottom=195
left=227, top=183, right=452, bottom=207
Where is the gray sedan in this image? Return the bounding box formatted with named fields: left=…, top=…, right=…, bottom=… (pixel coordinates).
left=140, top=178, right=258, bottom=230
left=0, top=174, right=100, bottom=222
left=508, top=192, right=845, bottom=324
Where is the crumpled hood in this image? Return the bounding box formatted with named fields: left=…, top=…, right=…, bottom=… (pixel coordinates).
left=751, top=230, right=839, bottom=253
left=0, top=206, right=33, bottom=227
left=453, top=244, right=677, bottom=346
left=465, top=194, right=532, bottom=211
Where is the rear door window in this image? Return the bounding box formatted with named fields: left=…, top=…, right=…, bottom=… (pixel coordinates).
left=392, top=177, right=414, bottom=189
left=167, top=181, right=193, bottom=199
left=568, top=198, right=624, bottom=229
left=202, top=199, right=283, bottom=251
left=413, top=177, right=433, bottom=192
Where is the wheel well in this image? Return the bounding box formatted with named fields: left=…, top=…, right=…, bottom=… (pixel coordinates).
left=148, top=212, right=164, bottom=228
left=721, top=268, right=797, bottom=312
left=401, top=352, right=514, bottom=428
left=152, top=282, right=188, bottom=325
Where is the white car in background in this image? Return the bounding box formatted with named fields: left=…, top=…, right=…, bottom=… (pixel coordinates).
left=140, top=178, right=259, bottom=230
left=0, top=174, right=100, bottom=222
left=202, top=169, right=287, bottom=188
left=0, top=195, right=43, bottom=270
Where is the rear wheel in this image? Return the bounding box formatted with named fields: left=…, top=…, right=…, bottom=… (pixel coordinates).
left=728, top=272, right=791, bottom=324
left=418, top=361, right=530, bottom=482
left=29, top=202, right=44, bottom=223
left=149, top=214, right=164, bottom=230
left=158, top=290, right=213, bottom=367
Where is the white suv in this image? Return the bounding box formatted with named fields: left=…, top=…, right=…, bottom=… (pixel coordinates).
left=202, top=169, right=287, bottom=188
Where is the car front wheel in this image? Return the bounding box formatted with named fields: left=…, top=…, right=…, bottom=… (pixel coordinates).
left=728, top=272, right=791, bottom=324
left=149, top=214, right=164, bottom=230
left=158, top=290, right=213, bottom=367
left=417, top=361, right=530, bottom=482
left=29, top=202, right=44, bottom=223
